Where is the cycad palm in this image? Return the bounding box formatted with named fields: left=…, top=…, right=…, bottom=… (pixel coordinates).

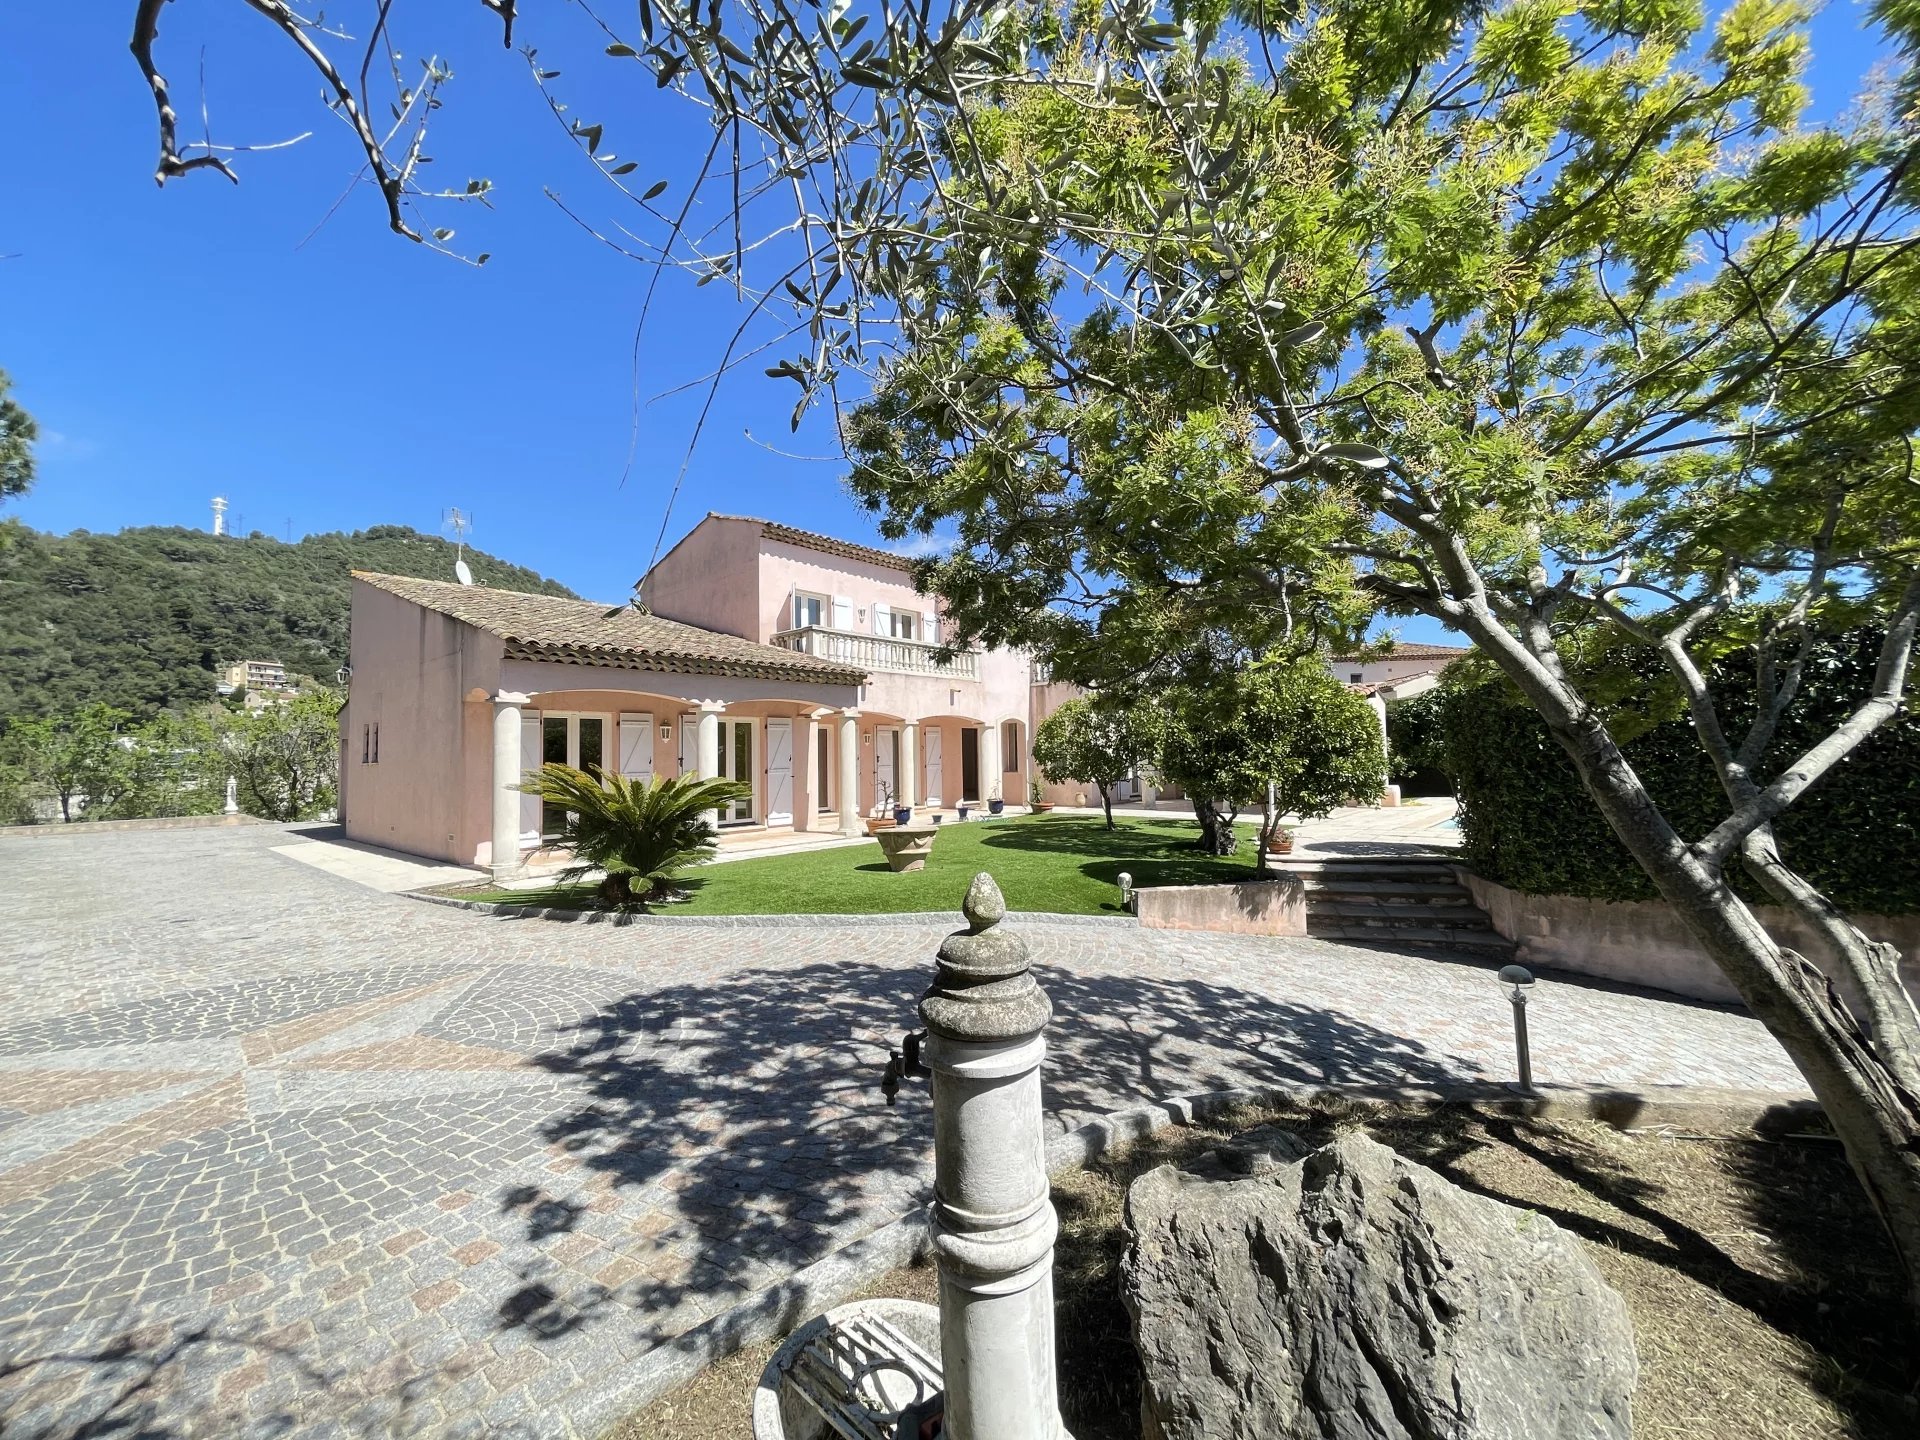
left=515, top=765, right=752, bottom=910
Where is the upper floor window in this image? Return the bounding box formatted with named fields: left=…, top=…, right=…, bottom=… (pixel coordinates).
left=887, top=611, right=916, bottom=641
left=1349, top=672, right=1363, bottom=683
left=793, top=592, right=828, bottom=629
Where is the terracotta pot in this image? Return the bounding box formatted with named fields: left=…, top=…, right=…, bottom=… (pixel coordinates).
left=866, top=817, right=898, bottom=835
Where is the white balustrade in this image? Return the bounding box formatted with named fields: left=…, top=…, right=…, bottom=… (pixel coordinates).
left=771, top=625, right=980, bottom=680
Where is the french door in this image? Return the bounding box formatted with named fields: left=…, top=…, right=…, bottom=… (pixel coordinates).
left=540, top=713, right=607, bottom=840
left=717, top=718, right=756, bottom=824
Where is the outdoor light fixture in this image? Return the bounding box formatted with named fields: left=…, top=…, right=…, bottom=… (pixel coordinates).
left=1497, top=963, right=1536, bottom=1091
left=659, top=722, right=673, bottom=741
left=1117, top=871, right=1134, bottom=912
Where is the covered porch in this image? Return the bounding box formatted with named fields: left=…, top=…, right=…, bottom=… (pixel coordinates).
left=479, top=664, right=864, bottom=879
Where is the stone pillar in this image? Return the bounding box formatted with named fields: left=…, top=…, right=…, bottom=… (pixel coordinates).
left=490, top=691, right=531, bottom=881
left=981, top=721, right=1002, bottom=805
left=1368, top=692, right=1391, bottom=806
left=838, top=709, right=863, bottom=837
left=697, top=701, right=726, bottom=829
left=223, top=776, right=238, bottom=816
left=901, top=721, right=919, bottom=812
left=921, top=874, right=1066, bottom=1440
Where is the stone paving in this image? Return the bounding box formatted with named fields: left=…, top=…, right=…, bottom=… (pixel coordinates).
left=0, top=825, right=1804, bottom=1438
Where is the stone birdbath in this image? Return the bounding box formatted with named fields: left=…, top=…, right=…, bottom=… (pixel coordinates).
left=874, top=822, right=939, bottom=873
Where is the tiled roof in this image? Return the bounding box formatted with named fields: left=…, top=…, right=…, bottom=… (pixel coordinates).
left=352, top=572, right=867, bottom=686
left=709, top=513, right=916, bottom=573
left=1332, top=642, right=1473, bottom=662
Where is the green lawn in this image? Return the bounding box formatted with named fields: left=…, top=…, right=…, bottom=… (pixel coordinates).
left=463, top=813, right=1261, bottom=916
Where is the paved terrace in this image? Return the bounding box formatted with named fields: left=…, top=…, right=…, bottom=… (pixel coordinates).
left=0, top=825, right=1802, bottom=1438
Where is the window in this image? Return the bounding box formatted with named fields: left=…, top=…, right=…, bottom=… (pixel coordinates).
left=1002, top=721, right=1020, bottom=771
left=362, top=724, right=370, bottom=763
left=1349, top=672, right=1363, bottom=683
left=793, top=592, right=827, bottom=629
left=371, top=724, right=380, bottom=764
left=888, top=611, right=916, bottom=640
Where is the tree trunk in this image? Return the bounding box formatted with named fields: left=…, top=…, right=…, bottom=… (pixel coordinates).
left=1192, top=797, right=1238, bottom=856
left=1098, top=781, right=1115, bottom=830
left=1540, top=696, right=1920, bottom=1308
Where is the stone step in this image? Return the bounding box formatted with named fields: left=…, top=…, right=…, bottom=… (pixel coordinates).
left=1301, top=878, right=1473, bottom=900
left=1272, top=859, right=1459, bottom=880
left=1307, top=903, right=1497, bottom=930
left=1306, top=922, right=1516, bottom=954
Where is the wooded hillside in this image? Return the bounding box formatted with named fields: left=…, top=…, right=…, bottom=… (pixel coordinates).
left=0, top=525, right=577, bottom=718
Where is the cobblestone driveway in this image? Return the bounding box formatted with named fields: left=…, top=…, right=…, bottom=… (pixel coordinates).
left=0, top=825, right=1802, bottom=1438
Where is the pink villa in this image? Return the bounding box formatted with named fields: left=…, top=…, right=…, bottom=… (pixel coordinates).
left=339, top=513, right=1053, bottom=876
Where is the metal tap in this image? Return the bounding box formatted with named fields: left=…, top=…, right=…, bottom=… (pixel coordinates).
left=880, top=1028, right=930, bottom=1106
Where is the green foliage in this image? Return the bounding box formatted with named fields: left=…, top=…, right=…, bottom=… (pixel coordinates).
left=226, top=689, right=344, bottom=822
left=0, top=368, right=35, bottom=506
left=1385, top=689, right=1454, bottom=797
left=1440, top=630, right=1920, bottom=914
left=1031, top=695, right=1162, bottom=827
left=0, top=524, right=574, bottom=721
left=5, top=704, right=136, bottom=822
left=1161, top=660, right=1386, bottom=850
left=514, top=766, right=754, bottom=910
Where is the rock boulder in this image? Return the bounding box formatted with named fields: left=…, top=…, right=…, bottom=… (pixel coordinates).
left=1122, top=1128, right=1637, bottom=1439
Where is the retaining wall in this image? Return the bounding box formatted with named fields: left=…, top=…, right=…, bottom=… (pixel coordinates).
left=1134, top=875, right=1307, bottom=936
left=1458, top=868, right=1920, bottom=1010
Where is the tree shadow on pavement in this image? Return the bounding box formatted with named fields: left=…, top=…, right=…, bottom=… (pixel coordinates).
left=494, top=952, right=1481, bottom=1352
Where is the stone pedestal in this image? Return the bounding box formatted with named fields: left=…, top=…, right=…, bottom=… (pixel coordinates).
left=920, top=875, right=1069, bottom=1440
left=875, top=823, right=939, bottom=872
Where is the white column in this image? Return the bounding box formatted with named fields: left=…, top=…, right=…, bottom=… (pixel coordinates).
left=921, top=874, right=1065, bottom=1440
left=838, top=709, right=863, bottom=837
left=901, top=721, right=919, bottom=811
left=490, top=691, right=530, bottom=881
left=697, top=701, right=725, bottom=829
left=981, top=721, right=1002, bottom=805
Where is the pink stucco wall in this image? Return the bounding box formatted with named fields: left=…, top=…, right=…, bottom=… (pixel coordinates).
left=342, top=580, right=503, bottom=863
left=639, top=516, right=764, bottom=640
left=1335, top=655, right=1467, bottom=686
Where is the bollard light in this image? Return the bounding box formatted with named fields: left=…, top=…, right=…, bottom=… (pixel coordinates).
left=1497, top=963, right=1535, bottom=1091
left=1117, top=871, right=1134, bottom=911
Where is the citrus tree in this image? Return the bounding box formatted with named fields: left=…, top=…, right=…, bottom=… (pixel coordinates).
left=1031, top=693, right=1161, bottom=827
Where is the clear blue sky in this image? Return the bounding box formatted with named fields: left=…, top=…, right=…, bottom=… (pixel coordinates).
left=0, top=2, right=1892, bottom=638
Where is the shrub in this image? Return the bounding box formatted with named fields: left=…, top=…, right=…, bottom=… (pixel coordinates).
left=1438, top=630, right=1920, bottom=914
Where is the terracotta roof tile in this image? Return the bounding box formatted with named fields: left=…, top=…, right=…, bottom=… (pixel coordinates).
left=351, top=572, right=866, bottom=686
left=1331, top=642, right=1473, bottom=662
left=708, top=514, right=920, bottom=573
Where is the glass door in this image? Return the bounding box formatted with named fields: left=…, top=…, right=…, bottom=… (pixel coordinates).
left=541, top=714, right=609, bottom=839
left=541, top=717, right=569, bottom=839
left=718, top=718, right=756, bottom=823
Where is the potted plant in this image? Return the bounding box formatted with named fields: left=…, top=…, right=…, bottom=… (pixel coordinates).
left=1029, top=778, right=1053, bottom=813
left=957, top=799, right=971, bottom=821
left=892, top=786, right=914, bottom=827
left=867, top=780, right=899, bottom=834
left=987, top=785, right=1004, bottom=816
left=1264, top=822, right=1296, bottom=857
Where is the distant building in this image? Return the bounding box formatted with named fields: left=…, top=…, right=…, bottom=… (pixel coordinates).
left=1330, top=642, right=1472, bottom=695
left=221, top=659, right=291, bottom=694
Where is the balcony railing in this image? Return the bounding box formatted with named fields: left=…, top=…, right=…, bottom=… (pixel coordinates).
left=771, top=625, right=979, bottom=680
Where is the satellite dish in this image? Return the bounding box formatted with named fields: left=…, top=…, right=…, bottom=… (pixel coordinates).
left=455, top=559, right=474, bottom=586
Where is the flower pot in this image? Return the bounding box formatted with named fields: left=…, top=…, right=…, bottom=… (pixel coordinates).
left=1032, top=801, right=1054, bottom=813
left=988, top=800, right=1004, bottom=815
left=893, top=806, right=914, bottom=826
left=866, top=817, right=897, bottom=835
left=957, top=805, right=971, bottom=821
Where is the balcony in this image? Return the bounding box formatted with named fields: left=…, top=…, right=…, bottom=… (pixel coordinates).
left=771, top=625, right=979, bottom=680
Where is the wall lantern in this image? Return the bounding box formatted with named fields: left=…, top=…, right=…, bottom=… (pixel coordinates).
left=659, top=722, right=674, bottom=741
left=864, top=731, right=873, bottom=746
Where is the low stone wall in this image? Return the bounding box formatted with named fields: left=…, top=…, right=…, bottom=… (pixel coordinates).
left=1458, top=869, right=1920, bottom=1010
left=1135, top=876, right=1307, bottom=936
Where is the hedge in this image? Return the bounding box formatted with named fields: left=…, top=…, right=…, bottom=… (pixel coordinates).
left=1434, top=629, right=1920, bottom=916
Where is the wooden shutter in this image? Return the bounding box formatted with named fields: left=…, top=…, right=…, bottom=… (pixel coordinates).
left=922, top=610, right=938, bottom=645
left=518, top=712, right=542, bottom=844
left=874, top=602, right=892, bottom=636
left=831, top=595, right=854, bottom=631
left=618, top=713, right=655, bottom=781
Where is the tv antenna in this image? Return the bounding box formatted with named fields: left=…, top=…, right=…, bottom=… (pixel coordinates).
left=444, top=507, right=474, bottom=585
